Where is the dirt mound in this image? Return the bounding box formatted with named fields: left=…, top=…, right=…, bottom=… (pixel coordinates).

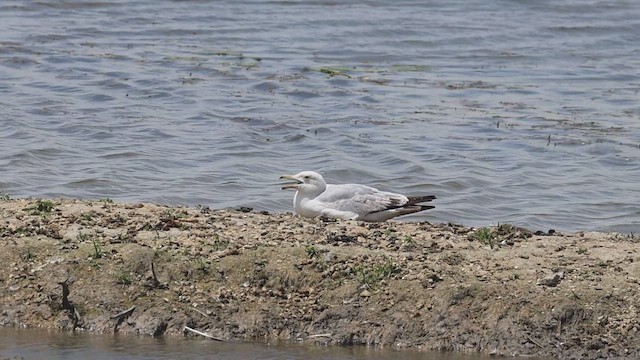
left=1, top=199, right=639, bottom=359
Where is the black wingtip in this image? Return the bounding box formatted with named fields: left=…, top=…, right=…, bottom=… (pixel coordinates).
left=407, top=195, right=437, bottom=206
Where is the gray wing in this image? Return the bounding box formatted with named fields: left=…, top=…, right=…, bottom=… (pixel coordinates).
left=316, top=184, right=408, bottom=216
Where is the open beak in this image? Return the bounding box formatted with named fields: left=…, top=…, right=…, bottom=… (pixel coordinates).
left=279, top=175, right=302, bottom=190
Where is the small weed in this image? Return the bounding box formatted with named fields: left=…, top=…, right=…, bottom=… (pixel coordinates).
left=212, top=235, right=229, bottom=251
left=577, top=247, right=588, bottom=255
left=21, top=248, right=36, bottom=261
left=0, top=193, right=10, bottom=201
left=353, top=258, right=400, bottom=288
left=80, top=212, right=94, bottom=222
left=92, top=238, right=103, bottom=259
left=163, top=209, right=186, bottom=219
left=254, top=259, right=267, bottom=268
left=195, top=258, right=210, bottom=274
left=99, top=197, right=113, bottom=203
left=306, top=245, right=319, bottom=258
left=115, top=271, right=132, bottom=286
left=403, top=236, right=415, bottom=244
left=25, top=200, right=55, bottom=216
left=13, top=227, right=27, bottom=235
left=472, top=227, right=497, bottom=249
left=77, top=233, right=89, bottom=241
left=89, top=259, right=101, bottom=270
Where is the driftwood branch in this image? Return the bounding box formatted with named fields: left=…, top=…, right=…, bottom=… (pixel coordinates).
left=145, top=262, right=167, bottom=289
left=526, top=334, right=543, bottom=348
left=111, top=306, right=136, bottom=320
left=151, top=262, right=160, bottom=285
left=184, top=326, right=225, bottom=341
left=57, top=276, right=82, bottom=329
left=58, top=277, right=73, bottom=310
left=190, top=307, right=209, bottom=318
left=111, top=305, right=136, bottom=333
left=306, top=333, right=332, bottom=339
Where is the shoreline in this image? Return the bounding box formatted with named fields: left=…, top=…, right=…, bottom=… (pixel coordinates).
left=1, top=198, right=638, bottom=359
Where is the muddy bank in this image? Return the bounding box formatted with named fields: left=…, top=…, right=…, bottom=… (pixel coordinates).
left=1, top=199, right=639, bottom=359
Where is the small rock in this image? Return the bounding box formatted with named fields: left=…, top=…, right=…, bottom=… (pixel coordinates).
left=359, top=290, right=371, bottom=297
left=586, top=338, right=606, bottom=350
left=538, top=271, right=564, bottom=287
left=323, top=251, right=336, bottom=262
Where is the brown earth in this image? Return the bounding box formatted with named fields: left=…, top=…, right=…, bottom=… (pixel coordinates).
left=1, top=198, right=639, bottom=359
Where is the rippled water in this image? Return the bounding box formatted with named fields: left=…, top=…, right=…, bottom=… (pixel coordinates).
left=0, top=0, right=638, bottom=232
left=0, top=328, right=549, bottom=360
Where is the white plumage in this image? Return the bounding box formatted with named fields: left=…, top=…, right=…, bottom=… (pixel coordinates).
left=280, top=171, right=436, bottom=222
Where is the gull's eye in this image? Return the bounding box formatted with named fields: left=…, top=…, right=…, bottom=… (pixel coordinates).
left=304, top=176, right=310, bottom=179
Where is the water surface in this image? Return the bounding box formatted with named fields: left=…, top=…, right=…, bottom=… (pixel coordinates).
left=0, top=0, right=638, bottom=232
left=0, top=327, right=548, bottom=360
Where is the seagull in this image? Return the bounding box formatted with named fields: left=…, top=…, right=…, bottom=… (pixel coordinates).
left=279, top=171, right=436, bottom=222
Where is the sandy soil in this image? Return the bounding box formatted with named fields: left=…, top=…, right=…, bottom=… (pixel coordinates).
left=1, top=198, right=639, bottom=359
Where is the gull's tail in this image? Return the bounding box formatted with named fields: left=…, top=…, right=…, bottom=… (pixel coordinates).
left=406, top=195, right=437, bottom=206
left=397, top=195, right=436, bottom=216
left=361, top=194, right=437, bottom=222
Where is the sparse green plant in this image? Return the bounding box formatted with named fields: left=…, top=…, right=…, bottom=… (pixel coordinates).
left=577, top=247, right=588, bottom=255
left=89, top=259, right=101, bottom=270
left=13, top=227, right=27, bottom=235
left=99, top=197, right=113, bottom=203
left=92, top=238, right=103, bottom=259
left=353, top=258, right=400, bottom=288
left=472, top=227, right=497, bottom=249
left=115, top=271, right=132, bottom=286
left=77, top=233, right=89, bottom=241
left=314, top=259, right=328, bottom=272
left=80, top=212, right=94, bottom=222
left=25, top=200, right=55, bottom=216
left=163, top=209, right=186, bottom=219
left=254, top=259, right=267, bottom=268
left=306, top=245, right=319, bottom=258
left=195, top=258, right=210, bottom=274
left=21, top=248, right=36, bottom=261
left=212, top=235, right=229, bottom=251
left=403, top=235, right=415, bottom=244
left=0, top=193, right=10, bottom=201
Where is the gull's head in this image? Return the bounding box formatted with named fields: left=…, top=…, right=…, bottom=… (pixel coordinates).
left=279, top=171, right=326, bottom=192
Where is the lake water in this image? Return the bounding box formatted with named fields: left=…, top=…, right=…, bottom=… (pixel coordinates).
left=0, top=0, right=638, bottom=233
left=0, top=327, right=549, bottom=360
